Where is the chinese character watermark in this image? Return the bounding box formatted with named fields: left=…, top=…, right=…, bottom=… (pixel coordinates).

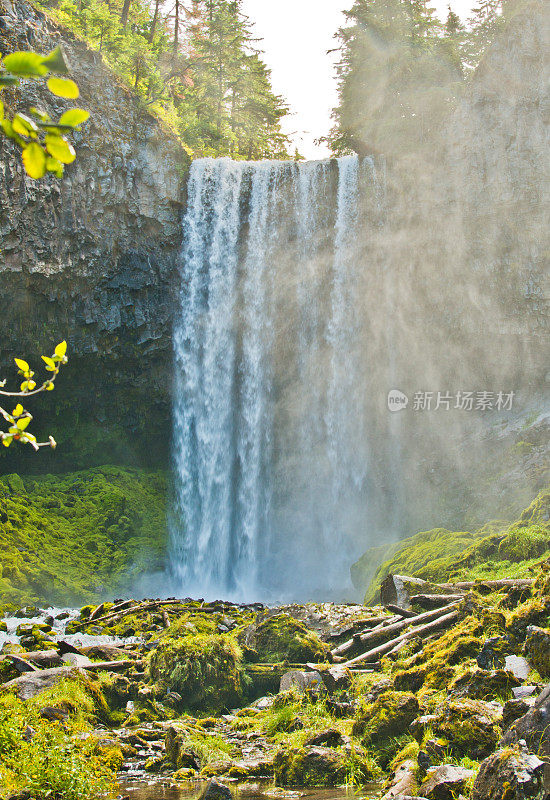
left=388, top=389, right=515, bottom=412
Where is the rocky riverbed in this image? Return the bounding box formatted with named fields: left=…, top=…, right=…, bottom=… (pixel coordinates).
left=1, top=560, right=549, bottom=800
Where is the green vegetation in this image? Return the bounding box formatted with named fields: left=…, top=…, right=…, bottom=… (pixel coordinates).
left=0, top=341, right=68, bottom=452
left=357, top=484, right=550, bottom=604
left=0, top=48, right=89, bottom=177
left=241, top=613, right=330, bottom=664
left=0, top=465, right=167, bottom=605
left=41, top=0, right=290, bottom=160
left=0, top=677, right=115, bottom=799
left=327, top=0, right=528, bottom=156
left=148, top=628, right=245, bottom=712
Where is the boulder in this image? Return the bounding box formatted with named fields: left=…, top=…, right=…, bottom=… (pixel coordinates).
left=501, top=683, right=550, bottom=790
left=320, top=666, right=351, bottom=693
left=524, top=626, right=550, bottom=678
left=412, top=699, right=502, bottom=759
left=502, top=699, right=531, bottom=728
left=472, top=747, right=545, bottom=800
left=420, top=764, right=475, bottom=800
left=198, top=779, right=232, bottom=800
left=3, top=666, right=83, bottom=700
left=353, top=690, right=419, bottom=743
left=61, top=653, right=93, bottom=668
left=165, top=725, right=200, bottom=770
left=449, top=667, right=521, bottom=700
left=505, top=655, right=531, bottom=681
left=303, top=729, right=343, bottom=747
left=279, top=670, right=324, bottom=694
left=477, top=636, right=508, bottom=669
left=273, top=746, right=350, bottom=787
left=382, top=759, right=418, bottom=799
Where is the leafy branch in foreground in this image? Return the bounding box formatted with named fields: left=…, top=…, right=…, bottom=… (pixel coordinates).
left=0, top=341, right=68, bottom=451
left=0, top=46, right=89, bottom=178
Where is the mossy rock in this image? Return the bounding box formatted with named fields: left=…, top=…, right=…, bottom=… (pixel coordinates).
left=353, top=690, right=419, bottom=744
left=448, top=667, right=521, bottom=700
left=273, top=745, right=377, bottom=787
left=239, top=613, right=330, bottom=664
left=524, top=625, right=550, bottom=677
left=421, top=699, right=502, bottom=759
left=148, top=632, right=244, bottom=712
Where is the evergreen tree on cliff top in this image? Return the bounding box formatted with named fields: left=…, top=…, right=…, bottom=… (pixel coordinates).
left=48, top=0, right=290, bottom=159
left=327, top=0, right=463, bottom=157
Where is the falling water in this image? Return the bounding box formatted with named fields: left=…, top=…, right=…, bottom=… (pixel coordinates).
left=169, top=155, right=380, bottom=602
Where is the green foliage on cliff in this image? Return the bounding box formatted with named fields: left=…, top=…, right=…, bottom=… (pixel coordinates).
left=0, top=47, right=89, bottom=178
left=41, top=0, right=290, bottom=160
left=356, top=485, right=550, bottom=604
left=0, top=465, right=167, bottom=605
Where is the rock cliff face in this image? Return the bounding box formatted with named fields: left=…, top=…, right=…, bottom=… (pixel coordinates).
left=0, top=0, right=185, bottom=469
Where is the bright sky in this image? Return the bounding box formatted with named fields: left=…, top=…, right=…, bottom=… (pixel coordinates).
left=241, top=0, right=477, bottom=159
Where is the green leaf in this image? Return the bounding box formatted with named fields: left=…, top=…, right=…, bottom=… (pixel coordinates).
left=14, top=358, right=30, bottom=372
left=2, top=436, right=13, bottom=448
left=16, top=416, right=31, bottom=431
left=0, top=73, right=19, bottom=88
left=0, top=100, right=3, bottom=121
left=22, top=143, right=47, bottom=179
left=46, top=157, right=64, bottom=178
left=12, top=113, right=39, bottom=137
left=45, top=134, right=75, bottom=164
left=47, top=77, right=79, bottom=99
left=59, top=108, right=90, bottom=127
left=1, top=118, right=17, bottom=141
left=41, top=355, right=56, bottom=368
left=12, top=404, right=23, bottom=417
left=3, top=51, right=48, bottom=77
left=29, top=107, right=51, bottom=123
left=55, top=340, right=67, bottom=358
left=41, top=46, right=70, bottom=75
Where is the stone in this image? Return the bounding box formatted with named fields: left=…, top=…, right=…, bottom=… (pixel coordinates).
left=477, top=636, right=508, bottom=669
left=279, top=670, right=324, bottom=695
left=512, top=685, right=539, bottom=700
left=420, top=764, right=475, bottom=800
left=198, top=779, right=232, bottom=800
left=165, top=725, right=200, bottom=771
left=274, top=747, right=348, bottom=787
left=353, top=690, right=419, bottom=742
left=501, top=683, right=550, bottom=769
left=413, top=699, right=502, bottom=759
left=449, top=667, right=521, bottom=700
left=503, top=699, right=531, bottom=729
left=303, top=729, right=343, bottom=747
left=61, top=653, right=93, bottom=668
left=382, top=759, right=418, bottom=799
left=505, top=655, right=531, bottom=681
left=39, top=705, right=69, bottom=721
left=3, top=666, right=83, bottom=700
left=524, top=626, right=550, bottom=678
left=472, top=747, right=545, bottom=800
left=320, top=666, right=351, bottom=693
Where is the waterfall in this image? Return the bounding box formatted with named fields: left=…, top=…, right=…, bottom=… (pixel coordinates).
left=170, top=155, right=380, bottom=602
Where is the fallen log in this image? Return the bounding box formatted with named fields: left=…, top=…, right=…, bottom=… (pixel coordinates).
left=342, top=609, right=459, bottom=668
left=331, top=615, right=403, bottom=657
left=7, top=650, right=63, bottom=669
left=385, top=604, right=417, bottom=618
left=380, top=574, right=534, bottom=609
left=75, top=598, right=189, bottom=627
left=83, top=659, right=143, bottom=672
left=354, top=602, right=459, bottom=650
left=4, top=655, right=40, bottom=673
left=410, top=593, right=466, bottom=609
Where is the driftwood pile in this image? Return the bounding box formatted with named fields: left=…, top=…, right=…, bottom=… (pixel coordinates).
left=330, top=573, right=534, bottom=671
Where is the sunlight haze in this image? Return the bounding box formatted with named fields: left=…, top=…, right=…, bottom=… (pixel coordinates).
left=242, top=0, right=477, bottom=159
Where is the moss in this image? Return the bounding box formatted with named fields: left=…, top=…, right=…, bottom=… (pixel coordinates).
left=448, top=668, right=520, bottom=700
left=147, top=629, right=245, bottom=712
left=524, top=626, right=550, bottom=677
left=273, top=744, right=379, bottom=787
left=0, top=466, right=167, bottom=605
left=353, top=691, right=419, bottom=745
left=358, top=485, right=550, bottom=603
left=240, top=613, right=330, bottom=664
left=423, top=699, right=502, bottom=759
